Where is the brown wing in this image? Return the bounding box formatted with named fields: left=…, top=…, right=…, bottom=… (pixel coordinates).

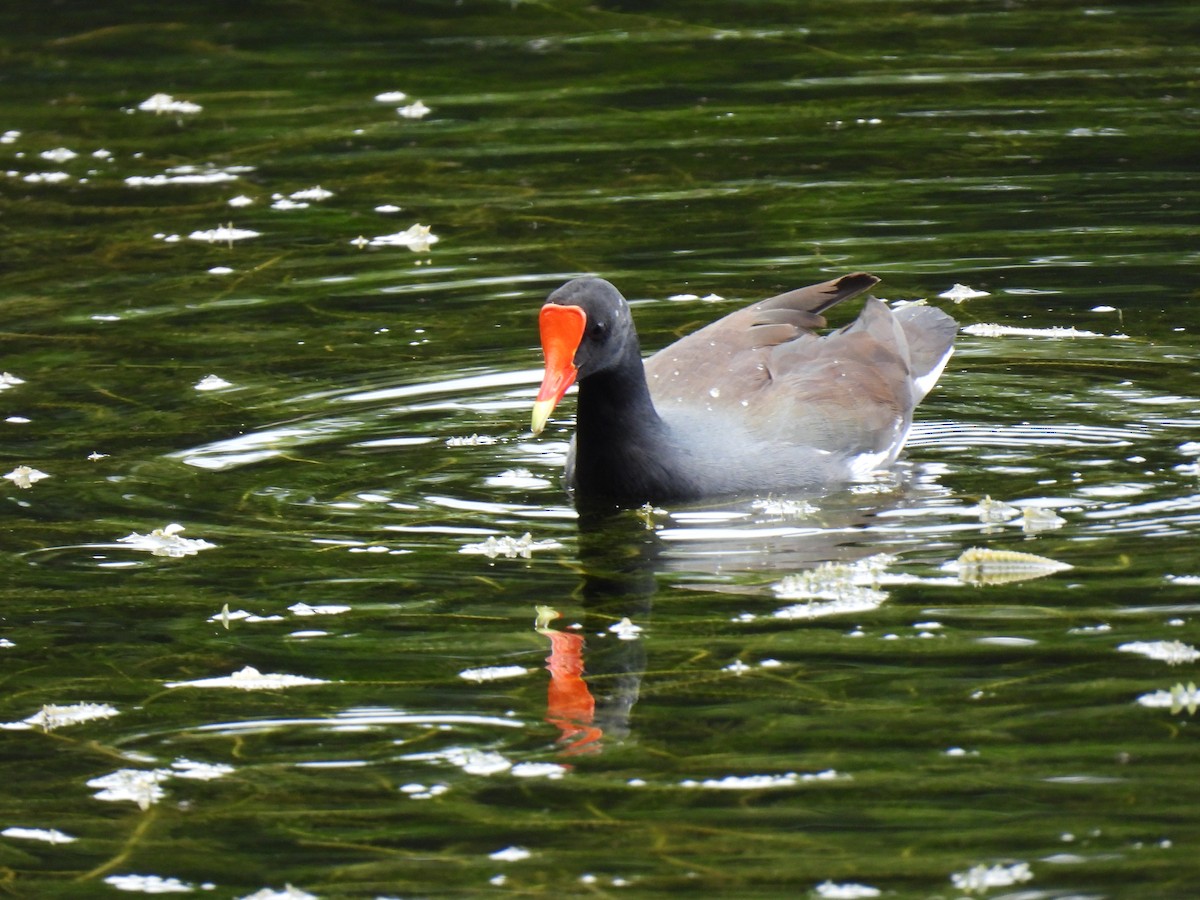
left=643, top=273, right=881, bottom=409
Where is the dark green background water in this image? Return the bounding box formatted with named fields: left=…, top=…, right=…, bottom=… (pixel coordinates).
left=2, top=2, right=1199, bottom=897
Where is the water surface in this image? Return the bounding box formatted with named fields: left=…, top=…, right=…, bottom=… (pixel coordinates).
left=2, top=3, right=1199, bottom=897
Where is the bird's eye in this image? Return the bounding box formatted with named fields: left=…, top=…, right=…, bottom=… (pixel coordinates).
left=590, top=320, right=608, bottom=340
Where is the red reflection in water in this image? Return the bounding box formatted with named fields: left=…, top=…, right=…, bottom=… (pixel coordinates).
left=542, top=627, right=602, bottom=755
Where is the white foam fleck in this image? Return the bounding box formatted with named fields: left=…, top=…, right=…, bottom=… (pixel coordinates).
left=398, top=100, right=431, bottom=119
left=194, top=374, right=232, bottom=391
left=165, top=666, right=328, bottom=691
left=4, top=465, right=49, bottom=489
left=188, top=225, right=260, bottom=242
left=357, top=222, right=438, bottom=251
left=103, top=873, right=196, bottom=893
left=117, top=523, right=216, bottom=557
left=2, top=826, right=77, bottom=844
left=950, top=861, right=1033, bottom=892
left=459, top=665, right=530, bottom=683
left=814, top=881, right=881, bottom=899
left=1118, top=640, right=1200, bottom=665
left=137, top=93, right=202, bottom=115
left=489, top=846, right=532, bottom=862
left=87, top=768, right=170, bottom=809
left=39, top=147, right=77, bottom=163
left=459, top=533, right=561, bottom=559
left=963, top=323, right=1123, bottom=339
left=938, top=283, right=990, bottom=303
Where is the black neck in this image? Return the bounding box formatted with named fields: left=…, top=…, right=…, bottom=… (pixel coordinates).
left=572, top=339, right=689, bottom=503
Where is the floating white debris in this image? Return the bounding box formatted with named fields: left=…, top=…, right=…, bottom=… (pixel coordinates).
left=237, top=887, right=318, bottom=900
left=170, top=758, right=235, bottom=781
left=774, top=555, right=893, bottom=598
left=0, top=702, right=119, bottom=732
left=609, top=617, right=643, bottom=640
left=137, top=93, right=203, bottom=115
left=1138, top=682, right=1200, bottom=714
left=949, top=547, right=1072, bottom=586
left=104, top=874, right=196, bottom=893
left=358, top=222, right=439, bottom=252
left=459, top=665, right=530, bottom=683
left=188, top=224, right=260, bottom=243
left=228, top=194, right=254, bottom=207
left=962, top=323, right=1121, bottom=339
left=460, top=533, right=562, bottom=560
left=375, top=90, right=408, bottom=103
left=0, top=130, right=19, bottom=144
left=194, top=374, right=233, bottom=391
left=165, top=665, right=328, bottom=691
left=412, top=747, right=512, bottom=776
left=773, top=592, right=886, bottom=620
left=1119, top=641, right=1200, bottom=666
left=208, top=266, right=234, bottom=275
left=375, top=203, right=402, bottom=213
left=1022, top=506, right=1066, bottom=532
left=489, top=846, right=532, bottom=862
left=398, top=100, right=431, bottom=119
left=0, top=371, right=24, bottom=390
left=814, top=881, right=881, bottom=899
left=207, top=608, right=284, bottom=625
left=4, top=465, right=49, bottom=489
left=0, top=638, right=13, bottom=648
left=399, top=782, right=449, bottom=800
left=950, top=861, right=1033, bottom=893
left=22, top=171, right=70, bottom=184
left=270, top=196, right=307, bottom=210
left=484, top=467, right=551, bottom=489
left=771, top=556, right=893, bottom=619
left=39, top=147, right=77, bottom=163
left=667, top=292, right=725, bottom=302
left=1069, top=623, right=1112, bottom=635
left=288, top=602, right=351, bottom=617
left=973, top=495, right=1019, bottom=524
left=117, top=523, right=216, bottom=558
left=752, top=497, right=819, bottom=517
left=446, top=433, right=498, bottom=447
left=510, top=762, right=568, bottom=779
left=88, top=768, right=170, bottom=810
left=938, top=283, right=990, bottom=303
left=2, top=826, right=77, bottom=844
left=127, top=171, right=240, bottom=187
left=681, top=769, right=845, bottom=790
left=288, top=185, right=333, bottom=201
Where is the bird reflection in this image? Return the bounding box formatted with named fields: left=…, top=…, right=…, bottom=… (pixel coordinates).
left=537, top=466, right=951, bottom=756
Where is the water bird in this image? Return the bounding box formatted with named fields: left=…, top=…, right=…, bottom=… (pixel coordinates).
left=532, top=273, right=956, bottom=506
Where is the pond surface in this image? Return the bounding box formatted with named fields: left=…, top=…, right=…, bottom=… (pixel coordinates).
left=2, top=2, right=1200, bottom=897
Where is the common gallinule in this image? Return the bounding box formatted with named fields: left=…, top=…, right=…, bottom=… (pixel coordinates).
left=532, top=273, right=956, bottom=505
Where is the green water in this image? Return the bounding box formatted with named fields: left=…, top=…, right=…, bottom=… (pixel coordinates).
left=2, top=2, right=1200, bottom=897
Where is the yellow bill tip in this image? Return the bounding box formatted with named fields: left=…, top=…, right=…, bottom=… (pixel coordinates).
left=531, top=398, right=556, bottom=436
